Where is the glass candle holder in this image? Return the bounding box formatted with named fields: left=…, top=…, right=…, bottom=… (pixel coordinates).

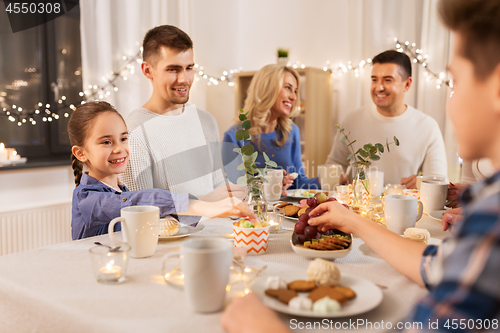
left=89, top=244, right=130, bottom=284
left=350, top=205, right=374, bottom=219
left=268, top=207, right=284, bottom=234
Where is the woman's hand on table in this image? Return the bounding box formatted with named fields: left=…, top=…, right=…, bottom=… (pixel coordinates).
left=339, top=172, right=350, bottom=185
left=281, top=170, right=295, bottom=196
left=221, top=293, right=290, bottom=333
left=307, top=201, right=358, bottom=234
left=441, top=207, right=463, bottom=232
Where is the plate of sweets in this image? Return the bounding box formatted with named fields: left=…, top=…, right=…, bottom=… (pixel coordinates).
left=158, top=218, right=205, bottom=239
left=286, top=189, right=333, bottom=199
left=252, top=259, right=383, bottom=318
left=289, top=195, right=352, bottom=260
left=277, top=192, right=336, bottom=221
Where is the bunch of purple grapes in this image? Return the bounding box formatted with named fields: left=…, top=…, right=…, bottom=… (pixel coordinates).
left=293, top=192, right=348, bottom=244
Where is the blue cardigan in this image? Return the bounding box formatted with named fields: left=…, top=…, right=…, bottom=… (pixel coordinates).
left=222, top=124, right=320, bottom=189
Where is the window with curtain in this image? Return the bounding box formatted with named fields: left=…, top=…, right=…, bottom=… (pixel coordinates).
left=0, top=2, right=81, bottom=163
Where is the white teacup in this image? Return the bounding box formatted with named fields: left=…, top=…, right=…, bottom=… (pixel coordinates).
left=317, top=164, right=343, bottom=192
left=161, top=238, right=233, bottom=313
left=384, top=194, right=423, bottom=235
left=263, top=169, right=283, bottom=201
left=416, top=175, right=446, bottom=191
left=108, top=205, right=160, bottom=258
left=420, top=180, right=448, bottom=214
left=366, top=171, right=384, bottom=197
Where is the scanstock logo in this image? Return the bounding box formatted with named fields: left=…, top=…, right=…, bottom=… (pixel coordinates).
left=3, top=0, right=80, bottom=33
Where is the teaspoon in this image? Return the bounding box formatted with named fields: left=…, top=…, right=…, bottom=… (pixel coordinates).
left=94, top=241, right=121, bottom=252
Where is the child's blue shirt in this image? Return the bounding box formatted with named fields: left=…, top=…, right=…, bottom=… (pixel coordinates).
left=71, top=173, right=189, bottom=240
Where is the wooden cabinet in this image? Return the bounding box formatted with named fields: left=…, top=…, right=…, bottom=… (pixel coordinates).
left=234, top=67, right=334, bottom=178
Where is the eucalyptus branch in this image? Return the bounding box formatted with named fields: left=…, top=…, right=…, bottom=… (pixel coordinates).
left=234, top=110, right=278, bottom=187
left=335, top=124, right=400, bottom=169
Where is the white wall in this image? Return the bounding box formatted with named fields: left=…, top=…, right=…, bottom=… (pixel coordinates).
left=0, top=166, right=74, bottom=213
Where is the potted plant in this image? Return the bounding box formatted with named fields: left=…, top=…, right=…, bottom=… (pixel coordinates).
left=336, top=125, right=400, bottom=206
left=277, top=48, right=289, bottom=65
left=234, top=110, right=278, bottom=221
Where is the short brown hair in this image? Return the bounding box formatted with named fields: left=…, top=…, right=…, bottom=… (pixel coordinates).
left=372, top=50, right=412, bottom=79
left=142, top=25, right=193, bottom=66
left=439, top=0, right=500, bottom=80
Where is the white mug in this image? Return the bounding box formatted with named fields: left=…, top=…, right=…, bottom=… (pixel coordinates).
left=162, top=238, right=233, bottom=313
left=416, top=175, right=446, bottom=191
left=318, top=164, right=343, bottom=192
left=108, top=205, right=160, bottom=258
left=263, top=169, right=283, bottom=201
left=366, top=171, right=384, bottom=197
left=384, top=194, right=423, bottom=235
left=420, top=180, right=448, bottom=214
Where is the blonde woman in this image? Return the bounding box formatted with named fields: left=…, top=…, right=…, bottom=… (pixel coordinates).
left=223, top=64, right=320, bottom=191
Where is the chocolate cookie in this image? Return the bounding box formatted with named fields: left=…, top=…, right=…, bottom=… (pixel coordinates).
left=287, top=280, right=317, bottom=292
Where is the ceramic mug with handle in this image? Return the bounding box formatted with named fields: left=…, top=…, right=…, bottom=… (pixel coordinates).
left=108, top=205, right=160, bottom=258
left=161, top=238, right=233, bottom=312
left=384, top=194, right=423, bottom=235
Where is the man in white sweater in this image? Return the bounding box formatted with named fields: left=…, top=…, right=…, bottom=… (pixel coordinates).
left=120, top=25, right=245, bottom=201
left=326, top=50, right=447, bottom=188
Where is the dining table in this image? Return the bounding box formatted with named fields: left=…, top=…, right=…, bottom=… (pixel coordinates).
left=0, top=208, right=449, bottom=333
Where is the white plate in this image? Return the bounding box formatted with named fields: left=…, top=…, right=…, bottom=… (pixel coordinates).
left=285, top=189, right=316, bottom=199
left=290, top=232, right=352, bottom=260
left=279, top=213, right=298, bottom=221
left=428, top=210, right=447, bottom=221
left=252, top=270, right=383, bottom=318
left=158, top=223, right=205, bottom=239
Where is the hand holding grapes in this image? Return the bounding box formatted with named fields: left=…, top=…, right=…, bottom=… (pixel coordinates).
left=307, top=201, right=357, bottom=234
left=293, top=192, right=340, bottom=243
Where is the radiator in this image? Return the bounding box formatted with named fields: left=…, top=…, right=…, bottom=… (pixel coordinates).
left=0, top=201, right=72, bottom=256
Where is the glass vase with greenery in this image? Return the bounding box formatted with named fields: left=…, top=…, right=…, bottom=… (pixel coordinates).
left=336, top=125, right=400, bottom=205
left=234, top=110, right=278, bottom=221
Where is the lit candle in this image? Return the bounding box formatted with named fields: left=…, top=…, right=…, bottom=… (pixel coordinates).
left=99, top=263, right=121, bottom=281
left=269, top=218, right=279, bottom=232
left=10, top=150, right=21, bottom=161
left=0, top=143, right=7, bottom=161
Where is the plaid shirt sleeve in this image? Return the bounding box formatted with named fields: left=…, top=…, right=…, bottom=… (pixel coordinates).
left=405, top=174, right=500, bottom=332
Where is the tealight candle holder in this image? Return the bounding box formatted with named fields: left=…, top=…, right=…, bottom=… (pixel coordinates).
left=268, top=207, right=284, bottom=234
left=89, top=244, right=130, bottom=284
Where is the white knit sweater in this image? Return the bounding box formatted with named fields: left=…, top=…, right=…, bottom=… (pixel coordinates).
left=119, top=105, right=226, bottom=197
left=326, top=104, right=448, bottom=184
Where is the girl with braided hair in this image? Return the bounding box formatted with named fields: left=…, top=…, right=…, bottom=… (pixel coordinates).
left=68, top=101, right=254, bottom=240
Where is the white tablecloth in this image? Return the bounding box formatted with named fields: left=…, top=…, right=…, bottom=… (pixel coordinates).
left=0, top=215, right=448, bottom=333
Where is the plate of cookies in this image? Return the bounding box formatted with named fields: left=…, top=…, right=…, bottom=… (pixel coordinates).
left=158, top=218, right=205, bottom=239
left=252, top=259, right=383, bottom=318
left=274, top=202, right=307, bottom=221
left=290, top=230, right=353, bottom=260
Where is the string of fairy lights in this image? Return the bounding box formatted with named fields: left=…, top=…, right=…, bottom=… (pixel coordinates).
left=1, top=38, right=452, bottom=127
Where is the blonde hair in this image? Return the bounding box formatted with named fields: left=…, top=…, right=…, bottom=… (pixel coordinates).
left=242, top=64, right=301, bottom=150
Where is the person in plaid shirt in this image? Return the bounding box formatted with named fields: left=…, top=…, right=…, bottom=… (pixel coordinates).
left=221, top=1, right=500, bottom=332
